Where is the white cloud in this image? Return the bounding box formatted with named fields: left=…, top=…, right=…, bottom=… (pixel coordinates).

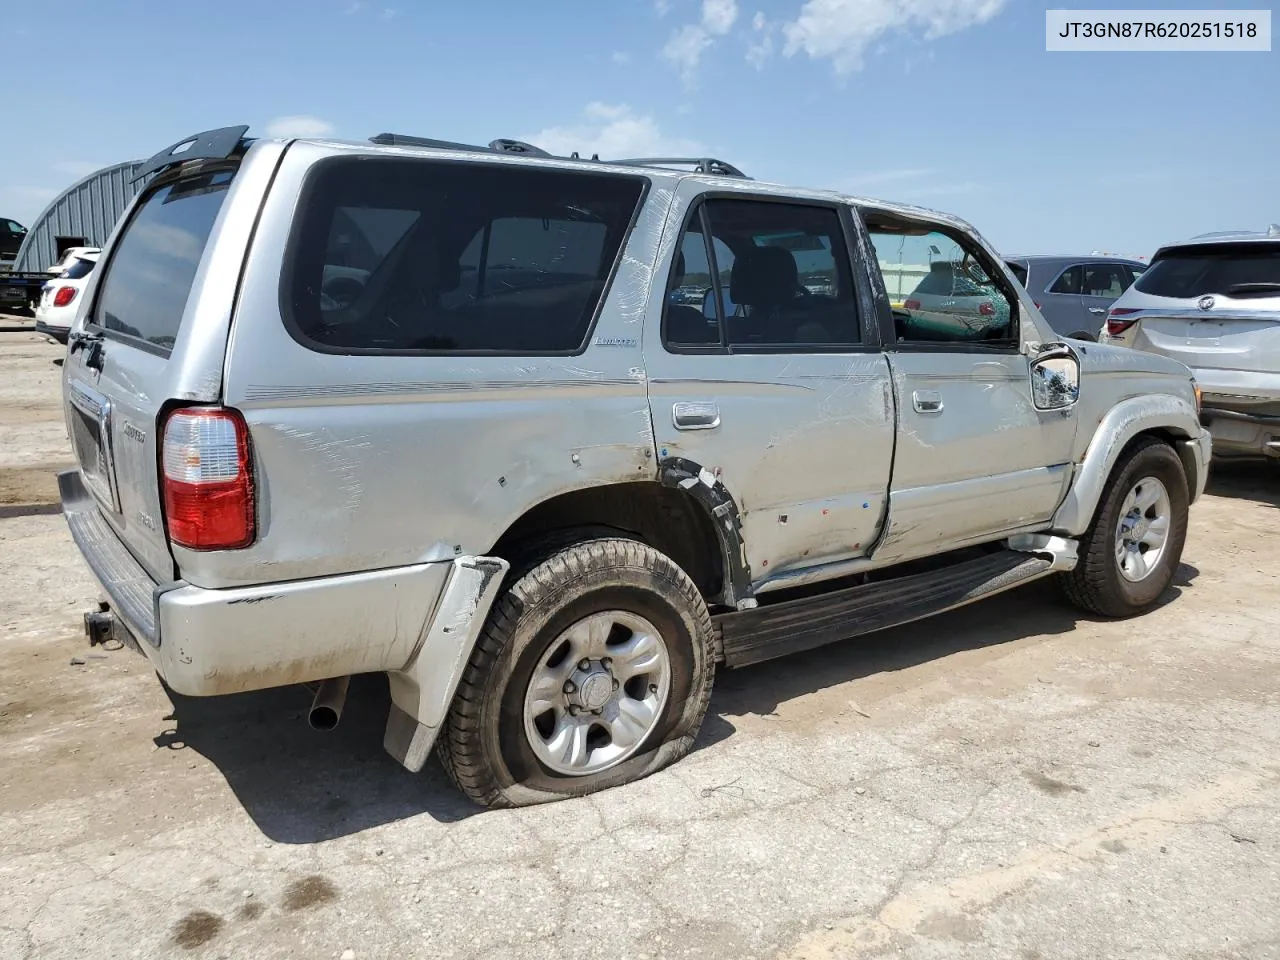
left=344, top=1, right=363, bottom=13
left=655, top=0, right=672, bottom=16
left=611, top=50, right=631, bottom=64
left=380, top=7, right=396, bottom=18
left=782, top=0, right=1007, bottom=72
left=702, top=0, right=740, bottom=33
left=846, top=167, right=937, bottom=186
left=662, top=0, right=740, bottom=81
left=265, top=115, right=337, bottom=138
left=522, top=102, right=705, bottom=160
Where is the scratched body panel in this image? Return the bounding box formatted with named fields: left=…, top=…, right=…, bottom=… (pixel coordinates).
left=205, top=141, right=669, bottom=589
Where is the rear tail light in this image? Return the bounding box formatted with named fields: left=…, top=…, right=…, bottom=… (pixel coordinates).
left=978, top=301, right=996, bottom=317
left=1033, top=301, right=1041, bottom=309
left=1106, top=308, right=1140, bottom=335
left=161, top=407, right=255, bottom=550
left=903, top=298, right=921, bottom=311
left=52, top=286, right=77, bottom=308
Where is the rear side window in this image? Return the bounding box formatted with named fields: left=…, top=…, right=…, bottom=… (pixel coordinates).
left=94, top=171, right=232, bottom=351
left=1049, top=266, right=1082, bottom=294
left=284, top=158, right=647, bottom=354
left=1135, top=243, right=1280, bottom=298
left=62, top=257, right=96, bottom=280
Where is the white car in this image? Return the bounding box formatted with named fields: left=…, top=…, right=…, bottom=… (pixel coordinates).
left=46, top=246, right=101, bottom=276
left=34, top=251, right=98, bottom=344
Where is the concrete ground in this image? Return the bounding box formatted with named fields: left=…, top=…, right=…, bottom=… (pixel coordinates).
left=2, top=326, right=1279, bottom=960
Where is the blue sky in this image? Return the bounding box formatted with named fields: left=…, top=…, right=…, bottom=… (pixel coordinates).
left=3, top=0, right=1276, bottom=257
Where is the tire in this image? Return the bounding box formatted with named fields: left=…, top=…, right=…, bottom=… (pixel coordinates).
left=437, top=538, right=716, bottom=808
left=1061, top=438, right=1189, bottom=617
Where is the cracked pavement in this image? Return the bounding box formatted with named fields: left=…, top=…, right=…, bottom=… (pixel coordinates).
left=2, top=328, right=1280, bottom=959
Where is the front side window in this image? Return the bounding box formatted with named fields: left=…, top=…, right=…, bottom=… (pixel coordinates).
left=94, top=170, right=233, bottom=351
left=285, top=158, right=646, bottom=354
left=866, top=219, right=1017, bottom=346
left=662, top=198, right=862, bottom=351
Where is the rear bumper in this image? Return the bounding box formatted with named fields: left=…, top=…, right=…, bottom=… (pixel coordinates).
left=34, top=319, right=68, bottom=343
left=1200, top=403, right=1280, bottom=458
left=58, top=469, right=496, bottom=698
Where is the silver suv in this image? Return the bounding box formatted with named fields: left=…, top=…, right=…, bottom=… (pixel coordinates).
left=59, top=126, right=1211, bottom=808
left=1103, top=227, right=1280, bottom=458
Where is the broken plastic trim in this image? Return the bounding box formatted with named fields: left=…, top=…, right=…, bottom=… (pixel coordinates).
left=658, top=457, right=754, bottom=609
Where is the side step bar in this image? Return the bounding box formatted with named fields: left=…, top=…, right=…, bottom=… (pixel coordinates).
left=714, top=550, right=1054, bottom=668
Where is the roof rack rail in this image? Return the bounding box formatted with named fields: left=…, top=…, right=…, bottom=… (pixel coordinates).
left=367, top=133, right=749, bottom=178
left=612, top=157, right=749, bottom=178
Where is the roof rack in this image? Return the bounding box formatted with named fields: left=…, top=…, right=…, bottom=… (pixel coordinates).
left=614, top=157, right=748, bottom=178
left=368, top=132, right=749, bottom=178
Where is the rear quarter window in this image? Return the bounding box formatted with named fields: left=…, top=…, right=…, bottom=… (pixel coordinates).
left=1135, top=243, right=1280, bottom=298
left=1004, top=260, right=1029, bottom=286
left=283, top=157, right=647, bottom=355
left=93, top=170, right=233, bottom=352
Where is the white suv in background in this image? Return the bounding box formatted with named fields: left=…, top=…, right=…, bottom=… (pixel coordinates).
left=35, top=251, right=99, bottom=344
left=1103, top=226, right=1280, bottom=459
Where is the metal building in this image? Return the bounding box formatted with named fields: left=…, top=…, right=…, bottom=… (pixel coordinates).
left=12, top=160, right=144, bottom=272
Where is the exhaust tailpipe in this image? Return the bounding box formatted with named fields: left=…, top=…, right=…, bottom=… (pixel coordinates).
left=308, top=676, right=350, bottom=731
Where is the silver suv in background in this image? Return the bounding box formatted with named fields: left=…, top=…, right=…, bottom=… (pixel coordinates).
left=1103, top=227, right=1280, bottom=458
left=1004, top=255, right=1146, bottom=340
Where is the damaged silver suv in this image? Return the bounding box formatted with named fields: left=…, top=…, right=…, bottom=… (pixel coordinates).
left=59, top=125, right=1211, bottom=808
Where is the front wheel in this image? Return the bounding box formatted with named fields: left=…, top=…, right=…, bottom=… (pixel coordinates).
left=1062, top=438, right=1189, bottom=617
left=437, top=538, right=716, bottom=808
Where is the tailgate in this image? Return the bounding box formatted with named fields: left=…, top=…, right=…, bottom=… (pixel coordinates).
left=61, top=132, right=285, bottom=582
left=1136, top=307, right=1280, bottom=376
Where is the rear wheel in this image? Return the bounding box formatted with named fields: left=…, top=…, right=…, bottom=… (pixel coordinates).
left=1062, top=438, right=1189, bottom=617
left=438, top=538, right=716, bottom=808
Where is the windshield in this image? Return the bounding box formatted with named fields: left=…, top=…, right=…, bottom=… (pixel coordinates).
left=1135, top=243, right=1280, bottom=298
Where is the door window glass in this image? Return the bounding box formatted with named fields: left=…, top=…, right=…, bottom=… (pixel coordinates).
left=663, top=199, right=862, bottom=351
left=867, top=222, right=1017, bottom=345
left=1049, top=266, right=1083, bottom=295
left=1081, top=263, right=1130, bottom=298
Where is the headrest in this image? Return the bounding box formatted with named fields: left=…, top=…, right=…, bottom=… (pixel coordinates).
left=730, top=245, right=799, bottom=308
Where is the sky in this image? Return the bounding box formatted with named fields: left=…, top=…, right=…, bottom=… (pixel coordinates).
left=3, top=0, right=1277, bottom=258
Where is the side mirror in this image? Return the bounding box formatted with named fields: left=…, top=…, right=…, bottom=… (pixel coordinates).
left=1030, top=342, right=1080, bottom=410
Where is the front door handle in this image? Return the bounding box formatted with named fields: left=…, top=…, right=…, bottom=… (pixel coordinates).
left=912, top=389, right=943, bottom=414
left=672, top=401, right=720, bottom=430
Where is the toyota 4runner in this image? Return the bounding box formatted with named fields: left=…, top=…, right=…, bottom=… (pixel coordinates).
left=59, top=126, right=1212, bottom=808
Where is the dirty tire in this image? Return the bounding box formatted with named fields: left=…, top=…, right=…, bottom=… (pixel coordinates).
left=1061, top=438, right=1188, bottom=618
left=437, top=538, right=716, bottom=808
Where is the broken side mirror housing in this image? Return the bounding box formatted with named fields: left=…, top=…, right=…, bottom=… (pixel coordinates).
left=1029, top=341, right=1081, bottom=411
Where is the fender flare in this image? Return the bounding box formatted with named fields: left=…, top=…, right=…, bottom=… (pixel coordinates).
left=1052, top=393, right=1202, bottom=537
left=658, top=457, right=755, bottom=609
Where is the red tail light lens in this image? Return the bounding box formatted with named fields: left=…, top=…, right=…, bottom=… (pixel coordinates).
left=1106, top=308, right=1140, bottom=336
left=161, top=407, right=255, bottom=550
left=903, top=298, right=921, bottom=311
left=52, top=286, right=77, bottom=308
left=978, top=301, right=996, bottom=317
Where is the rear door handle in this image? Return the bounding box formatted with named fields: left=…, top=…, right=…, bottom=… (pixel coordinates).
left=1088, top=307, right=1106, bottom=314
left=672, top=401, right=720, bottom=430
left=912, top=389, right=943, bottom=414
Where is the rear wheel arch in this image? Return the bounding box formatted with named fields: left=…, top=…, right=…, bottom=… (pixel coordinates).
left=490, top=470, right=747, bottom=608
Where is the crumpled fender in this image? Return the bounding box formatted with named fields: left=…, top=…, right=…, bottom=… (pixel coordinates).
left=1052, top=393, right=1205, bottom=536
